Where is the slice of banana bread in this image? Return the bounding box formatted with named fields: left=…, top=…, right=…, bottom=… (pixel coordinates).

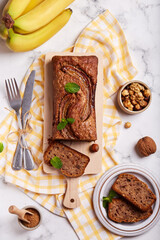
left=108, top=198, right=153, bottom=223
left=44, top=141, right=90, bottom=177
left=112, top=173, right=156, bottom=211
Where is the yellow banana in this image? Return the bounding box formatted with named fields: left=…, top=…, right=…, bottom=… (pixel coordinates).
left=0, top=23, right=8, bottom=40
left=13, top=0, right=74, bottom=34
left=2, top=0, right=31, bottom=20
left=6, top=9, right=72, bottom=52
left=22, top=0, right=44, bottom=15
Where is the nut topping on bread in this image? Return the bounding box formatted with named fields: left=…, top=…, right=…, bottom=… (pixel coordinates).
left=44, top=141, right=90, bottom=178
left=112, top=173, right=156, bottom=211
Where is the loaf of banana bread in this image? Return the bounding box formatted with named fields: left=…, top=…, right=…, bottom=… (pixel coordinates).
left=112, top=173, right=156, bottom=211
left=44, top=141, right=90, bottom=177
left=108, top=198, right=153, bottom=223
left=52, top=55, right=98, bottom=141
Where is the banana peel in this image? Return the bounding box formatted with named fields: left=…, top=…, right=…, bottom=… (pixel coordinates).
left=13, top=0, right=74, bottom=34
left=22, top=0, right=44, bottom=15
left=6, top=9, right=72, bottom=52
left=0, top=23, right=8, bottom=40
left=2, top=0, right=31, bottom=20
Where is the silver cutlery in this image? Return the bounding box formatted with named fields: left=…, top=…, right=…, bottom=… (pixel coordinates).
left=21, top=70, right=35, bottom=170
left=5, top=78, right=23, bottom=170
left=5, top=71, right=35, bottom=171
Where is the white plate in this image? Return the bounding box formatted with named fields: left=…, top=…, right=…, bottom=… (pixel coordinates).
left=93, top=164, right=160, bottom=236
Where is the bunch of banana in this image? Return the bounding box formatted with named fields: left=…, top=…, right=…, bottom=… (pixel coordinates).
left=0, top=0, right=74, bottom=52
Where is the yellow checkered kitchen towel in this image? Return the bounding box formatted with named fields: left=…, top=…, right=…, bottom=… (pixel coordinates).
left=0, top=10, right=137, bottom=240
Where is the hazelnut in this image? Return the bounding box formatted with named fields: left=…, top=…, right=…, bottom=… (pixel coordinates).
left=136, top=136, right=156, bottom=157
left=135, top=104, right=141, bottom=110
left=143, top=89, right=151, bottom=98
left=124, top=122, right=131, bottom=128
left=122, top=89, right=129, bottom=97
left=90, top=144, right=99, bottom=152
left=139, top=100, right=148, bottom=107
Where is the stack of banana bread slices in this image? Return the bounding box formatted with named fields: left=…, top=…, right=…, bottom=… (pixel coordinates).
left=108, top=173, right=156, bottom=223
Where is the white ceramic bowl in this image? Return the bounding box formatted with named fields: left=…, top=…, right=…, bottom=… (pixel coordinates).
left=117, top=80, right=152, bottom=114
left=93, top=164, right=160, bottom=236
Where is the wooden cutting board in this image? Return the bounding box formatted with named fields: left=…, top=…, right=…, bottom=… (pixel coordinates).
left=43, top=52, right=103, bottom=208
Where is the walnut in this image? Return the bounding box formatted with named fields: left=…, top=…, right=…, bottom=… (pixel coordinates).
left=128, top=105, right=134, bottom=111
left=123, top=100, right=133, bottom=110
left=135, top=104, right=141, bottom=110
left=131, top=100, right=137, bottom=106
left=130, top=83, right=141, bottom=92
left=136, top=136, right=156, bottom=157
left=129, top=90, right=134, bottom=95
left=124, top=95, right=130, bottom=100
left=121, top=82, right=150, bottom=112
left=137, top=92, right=143, bottom=98
left=143, top=89, right=151, bottom=98
left=130, top=95, right=136, bottom=101
left=122, top=89, right=129, bottom=96
left=135, top=92, right=144, bottom=102
left=139, top=84, right=145, bottom=91
left=139, top=100, right=148, bottom=107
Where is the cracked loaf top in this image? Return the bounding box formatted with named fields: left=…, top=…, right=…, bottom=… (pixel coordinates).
left=52, top=55, right=98, bottom=141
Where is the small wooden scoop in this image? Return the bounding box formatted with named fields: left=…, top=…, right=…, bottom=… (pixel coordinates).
left=8, top=205, right=33, bottom=223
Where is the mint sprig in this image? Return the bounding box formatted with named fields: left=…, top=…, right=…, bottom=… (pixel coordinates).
left=66, top=118, right=75, bottom=124
left=50, top=156, right=62, bottom=169
left=103, top=189, right=117, bottom=208
left=57, top=118, right=68, bottom=130
left=65, top=82, right=80, bottom=93
left=0, top=142, right=4, bottom=153
left=57, top=118, right=75, bottom=131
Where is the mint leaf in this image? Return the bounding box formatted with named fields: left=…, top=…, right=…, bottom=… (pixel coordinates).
left=102, top=197, right=110, bottom=208
left=50, top=156, right=62, bottom=169
left=57, top=118, right=75, bottom=131
left=102, top=190, right=117, bottom=209
left=108, top=189, right=117, bottom=199
left=61, top=118, right=67, bottom=123
left=65, top=82, right=80, bottom=93
left=57, top=120, right=68, bottom=130
left=0, top=142, right=4, bottom=153
left=67, top=118, right=75, bottom=124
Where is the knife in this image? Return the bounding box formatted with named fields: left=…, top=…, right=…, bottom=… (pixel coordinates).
left=22, top=70, right=36, bottom=170
left=12, top=71, right=36, bottom=171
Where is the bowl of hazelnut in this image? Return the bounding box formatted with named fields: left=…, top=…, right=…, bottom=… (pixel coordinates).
left=117, top=80, right=151, bottom=114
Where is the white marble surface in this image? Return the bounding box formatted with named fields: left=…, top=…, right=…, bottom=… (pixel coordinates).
left=0, top=0, right=160, bottom=239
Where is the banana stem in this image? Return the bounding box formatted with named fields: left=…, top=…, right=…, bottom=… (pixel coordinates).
left=2, top=13, right=14, bottom=29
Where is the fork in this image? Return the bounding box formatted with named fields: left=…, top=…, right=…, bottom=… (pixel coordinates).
left=5, top=78, right=23, bottom=170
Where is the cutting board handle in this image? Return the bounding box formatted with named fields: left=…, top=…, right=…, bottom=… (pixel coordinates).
left=63, top=178, right=80, bottom=209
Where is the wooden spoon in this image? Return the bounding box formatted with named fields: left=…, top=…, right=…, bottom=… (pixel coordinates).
left=8, top=205, right=33, bottom=223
